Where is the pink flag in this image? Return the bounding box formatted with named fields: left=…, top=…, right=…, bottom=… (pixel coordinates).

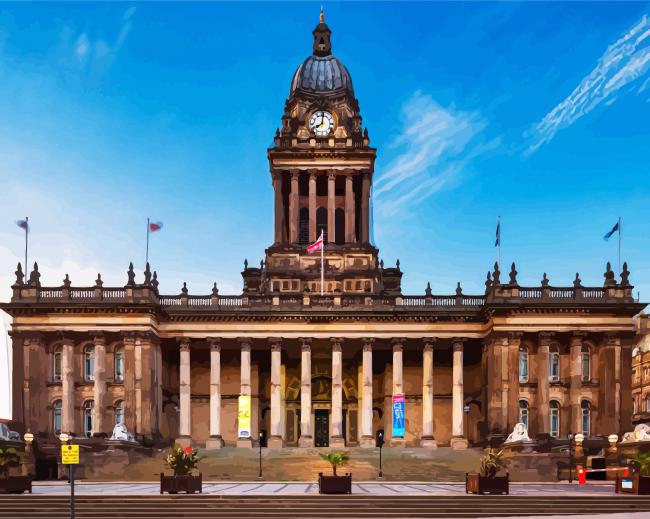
left=149, top=221, right=163, bottom=232
left=307, top=230, right=324, bottom=254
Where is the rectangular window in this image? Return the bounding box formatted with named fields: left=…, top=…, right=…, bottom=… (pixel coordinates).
left=581, top=353, right=590, bottom=381
left=550, top=411, right=559, bottom=437
left=549, top=353, right=560, bottom=382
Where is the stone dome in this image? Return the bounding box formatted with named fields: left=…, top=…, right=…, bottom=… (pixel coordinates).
left=290, top=55, right=354, bottom=96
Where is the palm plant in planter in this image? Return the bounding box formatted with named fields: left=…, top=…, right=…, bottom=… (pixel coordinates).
left=466, top=448, right=509, bottom=495
left=0, top=447, right=31, bottom=494
left=318, top=452, right=352, bottom=494
left=616, top=454, right=650, bottom=495
left=160, top=445, right=203, bottom=494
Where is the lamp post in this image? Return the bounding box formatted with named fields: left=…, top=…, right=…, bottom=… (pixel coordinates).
left=378, top=431, right=384, bottom=479
left=23, top=432, right=34, bottom=477
left=58, top=433, right=74, bottom=519
left=567, top=432, right=574, bottom=483
left=258, top=432, right=263, bottom=480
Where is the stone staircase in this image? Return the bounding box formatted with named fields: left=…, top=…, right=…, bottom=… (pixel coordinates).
left=2, top=495, right=650, bottom=518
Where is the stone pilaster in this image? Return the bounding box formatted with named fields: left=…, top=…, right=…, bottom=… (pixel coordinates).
left=237, top=338, right=253, bottom=448
left=570, top=332, right=585, bottom=434
left=391, top=338, right=406, bottom=446
left=92, top=334, right=107, bottom=436
left=344, top=174, right=355, bottom=243
left=507, top=333, right=522, bottom=433
left=269, top=338, right=284, bottom=448
left=421, top=340, right=437, bottom=448
left=330, top=338, right=345, bottom=447
left=299, top=338, right=313, bottom=447
left=360, top=173, right=370, bottom=243
left=327, top=173, right=336, bottom=244
left=289, top=172, right=299, bottom=243
left=450, top=339, right=468, bottom=449
left=308, top=172, right=317, bottom=242
left=273, top=172, right=284, bottom=244
left=122, top=333, right=136, bottom=434
left=360, top=338, right=376, bottom=447
left=177, top=338, right=192, bottom=447
left=206, top=338, right=224, bottom=449
left=537, top=333, right=553, bottom=434
left=61, top=337, right=76, bottom=436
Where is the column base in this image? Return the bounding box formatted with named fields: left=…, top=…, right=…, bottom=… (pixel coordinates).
left=359, top=435, right=376, bottom=448
left=450, top=436, right=469, bottom=450
left=298, top=436, right=313, bottom=448
left=205, top=435, right=225, bottom=449
left=329, top=436, right=345, bottom=448
left=268, top=436, right=284, bottom=449
left=236, top=437, right=253, bottom=449
left=176, top=436, right=192, bottom=448
left=420, top=436, right=438, bottom=448
left=391, top=437, right=406, bottom=448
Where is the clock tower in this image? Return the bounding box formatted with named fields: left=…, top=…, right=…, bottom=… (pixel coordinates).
left=243, top=10, right=402, bottom=297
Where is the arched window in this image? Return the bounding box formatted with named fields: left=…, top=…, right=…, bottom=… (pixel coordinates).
left=519, top=400, right=529, bottom=429
left=298, top=207, right=309, bottom=244
left=114, top=400, right=124, bottom=426
left=53, top=400, right=62, bottom=435
left=549, top=351, right=560, bottom=382
left=316, top=207, right=328, bottom=243
left=581, top=400, right=591, bottom=437
left=83, top=400, right=94, bottom=437
left=335, top=208, right=345, bottom=245
left=53, top=346, right=62, bottom=382
left=581, top=346, right=591, bottom=381
left=519, top=347, right=529, bottom=383
left=114, top=347, right=124, bottom=383
left=84, top=345, right=95, bottom=382
left=549, top=400, right=560, bottom=437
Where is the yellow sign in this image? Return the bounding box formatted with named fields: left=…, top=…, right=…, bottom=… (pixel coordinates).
left=61, top=444, right=79, bottom=465
left=238, top=395, right=251, bottom=438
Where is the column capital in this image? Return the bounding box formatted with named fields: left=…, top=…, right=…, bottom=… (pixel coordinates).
left=330, top=337, right=343, bottom=351
left=237, top=337, right=252, bottom=351
left=451, top=338, right=467, bottom=349
left=423, top=341, right=435, bottom=353
left=507, top=332, right=523, bottom=342
left=207, top=338, right=221, bottom=351
left=92, top=333, right=106, bottom=346
left=605, top=332, right=621, bottom=346
left=291, top=171, right=299, bottom=181
left=539, top=331, right=556, bottom=347
left=362, top=338, right=375, bottom=351
left=270, top=338, right=282, bottom=352
left=177, top=337, right=191, bottom=351
left=328, top=171, right=336, bottom=180
left=299, top=337, right=312, bottom=348
left=391, top=338, right=406, bottom=350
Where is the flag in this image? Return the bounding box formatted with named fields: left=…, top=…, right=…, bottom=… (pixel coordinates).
left=149, top=221, right=163, bottom=232
left=603, top=221, right=620, bottom=241
left=495, top=220, right=500, bottom=247
left=16, top=219, right=28, bottom=231
left=307, top=230, right=324, bottom=254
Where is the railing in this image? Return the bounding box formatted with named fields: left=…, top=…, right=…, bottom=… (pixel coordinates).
left=520, top=288, right=543, bottom=298
left=583, top=288, right=605, bottom=298
left=39, top=289, right=63, bottom=299
left=70, top=288, right=96, bottom=300
left=549, top=288, right=574, bottom=299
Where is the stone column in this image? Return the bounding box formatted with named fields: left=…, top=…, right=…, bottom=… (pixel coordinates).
left=122, top=334, right=136, bottom=433
left=177, top=338, right=192, bottom=447
left=273, top=172, right=284, bottom=244
left=327, top=172, right=336, bottom=244
left=450, top=339, right=468, bottom=449
left=537, top=333, right=553, bottom=434
left=92, top=334, right=107, bottom=436
left=61, top=338, right=75, bottom=435
left=391, top=339, right=406, bottom=446
left=360, top=338, right=376, bottom=447
left=237, top=338, right=253, bottom=448
left=269, top=339, right=284, bottom=448
left=138, top=334, right=157, bottom=440
left=289, top=172, right=299, bottom=243
left=421, top=340, right=437, bottom=447
left=360, top=173, right=370, bottom=243
left=330, top=338, right=345, bottom=447
left=344, top=174, right=355, bottom=243
left=299, top=338, right=313, bottom=447
left=308, top=172, right=317, bottom=242
left=570, top=332, right=585, bottom=434
left=206, top=339, right=224, bottom=448
left=507, top=333, right=522, bottom=433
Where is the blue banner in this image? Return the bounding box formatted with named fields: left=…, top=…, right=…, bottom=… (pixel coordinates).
left=392, top=394, right=405, bottom=438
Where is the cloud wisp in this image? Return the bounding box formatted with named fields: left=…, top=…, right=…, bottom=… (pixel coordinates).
left=526, top=14, right=650, bottom=154
left=373, top=91, right=488, bottom=216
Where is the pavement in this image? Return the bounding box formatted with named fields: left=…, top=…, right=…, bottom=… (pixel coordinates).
left=29, top=480, right=624, bottom=496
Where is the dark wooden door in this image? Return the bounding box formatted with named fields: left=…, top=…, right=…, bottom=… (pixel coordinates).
left=315, top=409, right=329, bottom=447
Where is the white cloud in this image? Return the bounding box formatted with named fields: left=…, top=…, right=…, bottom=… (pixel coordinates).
left=527, top=14, right=650, bottom=154
left=373, top=91, right=488, bottom=216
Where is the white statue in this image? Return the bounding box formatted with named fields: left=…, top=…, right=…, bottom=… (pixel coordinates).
left=0, top=423, right=22, bottom=442
left=622, top=423, right=650, bottom=443
left=504, top=422, right=531, bottom=443
left=109, top=422, right=135, bottom=442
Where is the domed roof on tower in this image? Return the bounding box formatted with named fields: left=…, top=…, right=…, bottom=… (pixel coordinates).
left=290, top=7, right=354, bottom=97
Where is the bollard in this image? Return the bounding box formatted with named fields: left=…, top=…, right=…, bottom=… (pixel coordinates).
left=577, top=466, right=586, bottom=486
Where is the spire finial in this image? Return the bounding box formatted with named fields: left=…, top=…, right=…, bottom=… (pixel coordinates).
left=320, top=5, right=324, bottom=23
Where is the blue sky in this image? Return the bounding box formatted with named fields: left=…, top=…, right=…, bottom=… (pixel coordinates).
left=1, top=2, right=650, bottom=416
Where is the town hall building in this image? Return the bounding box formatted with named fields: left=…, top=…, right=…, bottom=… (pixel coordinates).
left=1, top=13, right=645, bottom=454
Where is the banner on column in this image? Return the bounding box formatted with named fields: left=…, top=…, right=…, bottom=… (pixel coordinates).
left=392, top=394, right=405, bottom=438
left=238, top=395, right=251, bottom=438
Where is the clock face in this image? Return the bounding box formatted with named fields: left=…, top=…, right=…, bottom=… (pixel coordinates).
left=309, top=111, right=334, bottom=137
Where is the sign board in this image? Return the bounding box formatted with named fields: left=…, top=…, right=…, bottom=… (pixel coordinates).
left=238, top=395, right=251, bottom=438
left=622, top=479, right=633, bottom=489
left=392, top=394, right=405, bottom=438
left=61, top=444, right=79, bottom=465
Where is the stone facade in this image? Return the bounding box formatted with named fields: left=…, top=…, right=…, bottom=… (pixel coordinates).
left=1, top=14, right=646, bottom=453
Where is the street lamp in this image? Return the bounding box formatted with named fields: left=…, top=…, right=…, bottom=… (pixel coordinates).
left=377, top=431, right=384, bottom=479
left=608, top=434, right=619, bottom=455
left=567, top=432, right=574, bottom=483
left=463, top=405, right=471, bottom=443
left=258, top=432, right=263, bottom=479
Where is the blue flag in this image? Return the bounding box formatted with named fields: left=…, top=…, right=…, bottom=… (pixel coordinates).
left=15, top=219, right=28, bottom=231
left=603, top=221, right=620, bottom=241
left=495, top=221, right=500, bottom=247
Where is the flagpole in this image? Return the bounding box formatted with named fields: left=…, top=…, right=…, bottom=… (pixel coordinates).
left=320, top=233, right=324, bottom=296
left=497, top=215, right=501, bottom=269
left=24, top=216, right=28, bottom=272
left=146, top=217, right=150, bottom=266
left=618, top=216, right=621, bottom=275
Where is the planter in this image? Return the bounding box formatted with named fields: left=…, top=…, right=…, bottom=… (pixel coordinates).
left=465, top=472, right=509, bottom=495
left=318, top=473, right=352, bottom=494
left=616, top=473, right=650, bottom=495
left=0, top=476, right=32, bottom=494
left=160, top=473, right=202, bottom=494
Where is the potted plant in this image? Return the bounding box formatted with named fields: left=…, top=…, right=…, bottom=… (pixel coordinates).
left=616, top=455, right=650, bottom=495
left=466, top=448, right=509, bottom=495
left=318, top=452, right=352, bottom=494
left=160, top=444, right=203, bottom=494
left=0, top=447, right=31, bottom=494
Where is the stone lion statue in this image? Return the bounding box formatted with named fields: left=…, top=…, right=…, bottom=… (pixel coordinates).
left=109, top=423, right=135, bottom=442
left=504, top=422, right=531, bottom=443
left=622, top=423, right=650, bottom=443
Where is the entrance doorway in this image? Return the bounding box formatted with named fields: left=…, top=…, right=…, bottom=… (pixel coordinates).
left=315, top=409, right=329, bottom=447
